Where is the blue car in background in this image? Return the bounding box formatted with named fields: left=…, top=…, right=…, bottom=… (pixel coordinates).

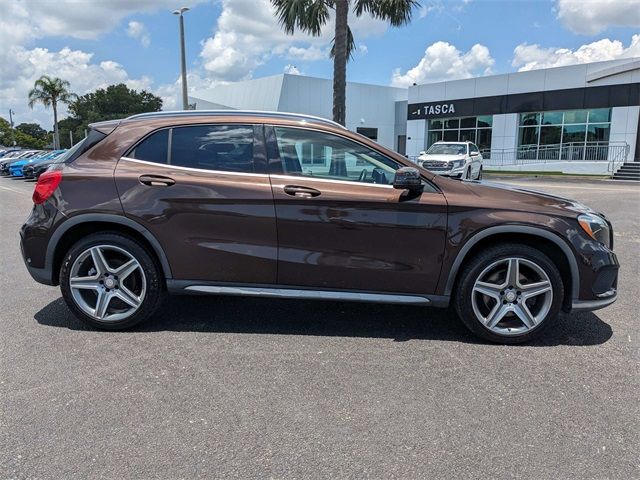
left=9, top=150, right=66, bottom=177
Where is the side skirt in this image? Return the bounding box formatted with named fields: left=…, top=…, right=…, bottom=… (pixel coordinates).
left=166, top=280, right=450, bottom=308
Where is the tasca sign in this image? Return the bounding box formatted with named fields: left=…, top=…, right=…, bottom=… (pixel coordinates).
left=408, top=100, right=471, bottom=120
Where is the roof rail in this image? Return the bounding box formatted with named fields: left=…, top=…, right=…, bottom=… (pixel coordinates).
left=126, top=109, right=347, bottom=129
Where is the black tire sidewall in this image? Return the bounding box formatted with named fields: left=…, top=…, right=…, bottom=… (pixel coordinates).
left=454, top=243, right=564, bottom=344
left=59, top=232, right=165, bottom=330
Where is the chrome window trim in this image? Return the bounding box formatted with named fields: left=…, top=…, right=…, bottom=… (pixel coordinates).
left=118, top=156, right=270, bottom=178
left=270, top=173, right=396, bottom=189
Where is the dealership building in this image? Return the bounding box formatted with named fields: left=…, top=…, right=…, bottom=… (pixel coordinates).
left=190, top=57, right=639, bottom=175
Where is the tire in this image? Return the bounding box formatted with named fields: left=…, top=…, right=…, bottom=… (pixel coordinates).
left=477, top=167, right=483, bottom=180
left=60, top=232, right=165, bottom=330
left=453, top=243, right=563, bottom=344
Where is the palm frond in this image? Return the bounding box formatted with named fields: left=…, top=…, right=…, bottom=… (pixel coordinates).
left=271, top=0, right=331, bottom=36
left=329, top=25, right=356, bottom=61
left=354, top=0, right=419, bottom=26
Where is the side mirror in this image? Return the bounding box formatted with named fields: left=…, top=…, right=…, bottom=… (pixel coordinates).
left=393, top=167, right=423, bottom=191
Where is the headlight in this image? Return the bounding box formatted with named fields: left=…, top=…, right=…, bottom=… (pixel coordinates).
left=578, top=213, right=611, bottom=248
left=451, top=160, right=465, bottom=168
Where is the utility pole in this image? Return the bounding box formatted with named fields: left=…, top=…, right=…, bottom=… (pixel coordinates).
left=69, top=130, right=73, bottom=147
left=8, top=109, right=16, bottom=146
left=173, top=7, right=190, bottom=110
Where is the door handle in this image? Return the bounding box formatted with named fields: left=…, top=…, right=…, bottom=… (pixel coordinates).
left=283, top=185, right=321, bottom=198
left=139, top=174, right=175, bottom=186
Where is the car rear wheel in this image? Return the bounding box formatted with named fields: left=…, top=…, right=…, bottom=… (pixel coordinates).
left=477, top=167, right=483, bottom=180
left=60, top=233, right=165, bottom=330
left=454, top=243, right=563, bottom=344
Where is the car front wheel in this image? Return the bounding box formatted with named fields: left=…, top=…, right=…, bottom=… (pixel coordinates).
left=454, top=243, right=563, bottom=344
left=60, top=232, right=165, bottom=330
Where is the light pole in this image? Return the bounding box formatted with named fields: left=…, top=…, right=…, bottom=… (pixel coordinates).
left=8, top=109, right=16, bottom=146
left=173, top=7, right=190, bottom=110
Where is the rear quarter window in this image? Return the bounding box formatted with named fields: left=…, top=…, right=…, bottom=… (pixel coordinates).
left=131, top=129, right=169, bottom=164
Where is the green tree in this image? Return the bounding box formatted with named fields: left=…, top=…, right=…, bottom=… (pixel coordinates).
left=271, top=0, right=418, bottom=125
left=68, top=83, right=162, bottom=123
left=16, top=123, right=48, bottom=141
left=28, top=75, right=77, bottom=149
left=61, top=83, right=162, bottom=143
left=0, top=117, right=48, bottom=149
left=57, top=117, right=83, bottom=149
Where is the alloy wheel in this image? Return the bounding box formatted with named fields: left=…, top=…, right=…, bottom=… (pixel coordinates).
left=471, top=257, right=553, bottom=336
left=69, top=245, right=147, bottom=322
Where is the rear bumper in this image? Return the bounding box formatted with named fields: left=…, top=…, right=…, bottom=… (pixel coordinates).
left=20, top=236, right=55, bottom=285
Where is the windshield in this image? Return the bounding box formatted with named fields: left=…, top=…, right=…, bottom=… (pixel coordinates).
left=426, top=144, right=467, bottom=155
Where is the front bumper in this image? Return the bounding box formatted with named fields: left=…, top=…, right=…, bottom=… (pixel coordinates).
left=571, top=292, right=617, bottom=312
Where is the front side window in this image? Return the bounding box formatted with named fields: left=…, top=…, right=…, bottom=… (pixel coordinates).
left=273, top=127, right=399, bottom=185
left=170, top=125, right=254, bottom=173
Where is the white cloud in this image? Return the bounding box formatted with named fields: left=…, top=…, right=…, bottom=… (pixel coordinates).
left=127, top=21, right=150, bottom=48
left=0, top=46, right=153, bottom=128
left=199, top=0, right=388, bottom=82
left=284, top=64, right=301, bottom=75
left=0, top=0, right=207, bottom=42
left=287, top=46, right=327, bottom=61
left=358, top=44, right=368, bottom=55
left=391, top=42, right=495, bottom=87
left=556, top=0, right=640, bottom=35
left=512, top=35, right=640, bottom=71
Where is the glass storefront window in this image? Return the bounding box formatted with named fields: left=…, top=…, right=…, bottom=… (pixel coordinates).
left=517, top=108, right=611, bottom=160
left=443, top=130, right=458, bottom=141
left=427, top=115, right=493, bottom=157
left=518, top=126, right=539, bottom=147
left=540, top=126, right=561, bottom=144
left=587, top=124, right=610, bottom=142
left=562, top=124, right=587, bottom=143
left=459, top=129, right=475, bottom=142
left=460, top=117, right=476, bottom=128
left=477, top=116, right=493, bottom=128
left=542, top=111, right=563, bottom=125
left=444, top=118, right=459, bottom=129
left=520, top=113, right=540, bottom=126
left=563, top=110, right=588, bottom=124
left=588, top=109, right=611, bottom=123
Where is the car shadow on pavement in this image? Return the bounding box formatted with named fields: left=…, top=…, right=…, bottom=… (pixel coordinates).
left=34, top=295, right=612, bottom=346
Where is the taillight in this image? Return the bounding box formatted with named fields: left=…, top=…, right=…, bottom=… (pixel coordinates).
left=33, top=170, right=62, bottom=205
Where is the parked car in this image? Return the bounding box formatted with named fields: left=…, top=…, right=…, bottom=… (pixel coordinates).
left=417, top=141, right=483, bottom=180
left=20, top=111, right=618, bottom=343
left=9, top=150, right=65, bottom=177
left=1, top=150, right=45, bottom=175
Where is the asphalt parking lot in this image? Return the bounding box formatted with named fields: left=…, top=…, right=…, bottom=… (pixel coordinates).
left=1, top=175, right=639, bottom=479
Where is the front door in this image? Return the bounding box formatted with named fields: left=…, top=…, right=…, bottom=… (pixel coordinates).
left=267, top=126, right=447, bottom=295
left=115, top=124, right=277, bottom=284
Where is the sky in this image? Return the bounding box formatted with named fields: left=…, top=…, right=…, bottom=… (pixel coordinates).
left=1, top=0, right=639, bottom=129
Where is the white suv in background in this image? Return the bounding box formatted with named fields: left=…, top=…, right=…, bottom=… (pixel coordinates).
left=417, top=141, right=483, bottom=180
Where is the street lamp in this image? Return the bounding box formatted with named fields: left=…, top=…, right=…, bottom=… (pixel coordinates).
left=8, top=109, right=16, bottom=146
left=173, top=6, right=190, bottom=110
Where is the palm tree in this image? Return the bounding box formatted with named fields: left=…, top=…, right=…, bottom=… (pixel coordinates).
left=272, top=0, right=418, bottom=126
left=28, top=76, right=76, bottom=149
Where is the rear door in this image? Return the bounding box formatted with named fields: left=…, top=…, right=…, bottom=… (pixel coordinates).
left=267, top=126, right=447, bottom=295
left=115, top=124, right=277, bottom=284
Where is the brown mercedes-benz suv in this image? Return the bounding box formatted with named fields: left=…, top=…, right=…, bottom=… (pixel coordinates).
left=20, top=110, right=619, bottom=343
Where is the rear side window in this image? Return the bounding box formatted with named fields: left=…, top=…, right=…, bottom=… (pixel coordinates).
left=131, top=129, right=169, bottom=164
left=170, top=125, right=254, bottom=173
